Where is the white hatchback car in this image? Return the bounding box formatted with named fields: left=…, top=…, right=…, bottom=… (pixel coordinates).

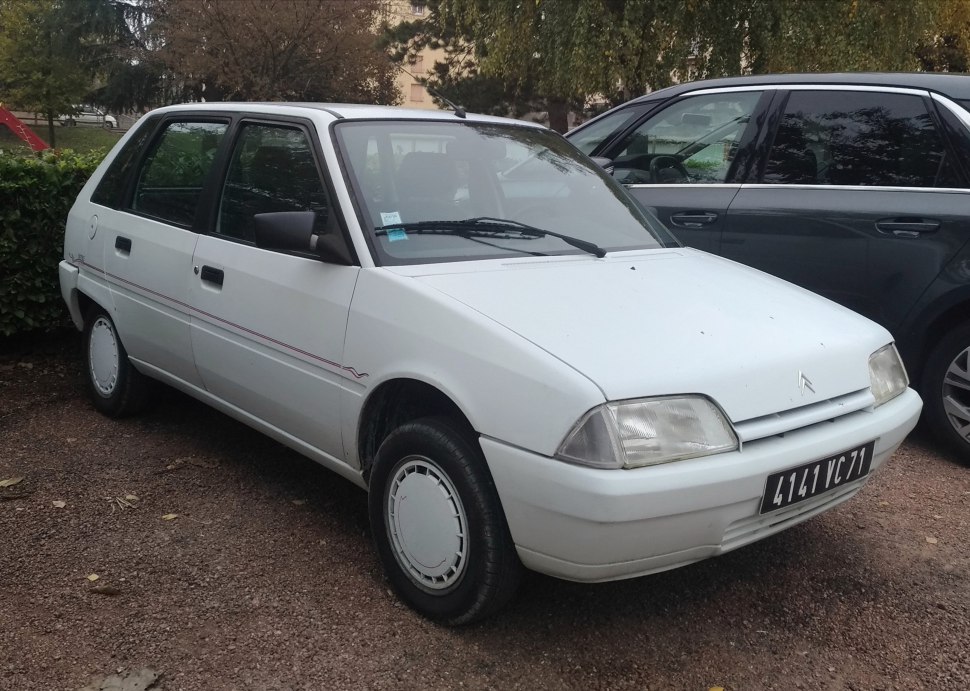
left=59, top=105, right=118, bottom=129
left=59, top=103, right=922, bottom=624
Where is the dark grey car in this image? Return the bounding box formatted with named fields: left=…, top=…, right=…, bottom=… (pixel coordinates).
left=567, top=73, right=970, bottom=462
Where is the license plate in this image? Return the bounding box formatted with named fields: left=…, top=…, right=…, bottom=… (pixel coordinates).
left=760, top=441, right=875, bottom=514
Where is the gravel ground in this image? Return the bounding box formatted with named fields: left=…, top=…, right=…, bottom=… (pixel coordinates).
left=1, top=334, right=968, bottom=690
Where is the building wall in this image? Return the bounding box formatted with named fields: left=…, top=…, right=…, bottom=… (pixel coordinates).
left=387, top=1, right=447, bottom=110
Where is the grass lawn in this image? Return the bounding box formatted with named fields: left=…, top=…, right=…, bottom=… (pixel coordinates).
left=0, top=121, right=121, bottom=154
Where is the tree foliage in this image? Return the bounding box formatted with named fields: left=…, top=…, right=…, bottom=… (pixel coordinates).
left=148, top=0, right=399, bottom=104
left=392, top=0, right=944, bottom=132
left=0, top=0, right=89, bottom=146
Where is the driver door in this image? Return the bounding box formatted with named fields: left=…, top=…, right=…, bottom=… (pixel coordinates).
left=599, top=89, right=771, bottom=254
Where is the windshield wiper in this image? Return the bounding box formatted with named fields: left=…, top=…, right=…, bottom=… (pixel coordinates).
left=374, top=217, right=606, bottom=258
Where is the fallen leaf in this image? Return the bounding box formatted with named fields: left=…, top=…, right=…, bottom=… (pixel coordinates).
left=86, top=573, right=100, bottom=582
left=161, top=513, right=178, bottom=521
left=124, top=494, right=139, bottom=502
left=709, top=687, right=726, bottom=691
left=52, top=500, right=66, bottom=508
left=926, top=536, right=939, bottom=545
left=291, top=499, right=306, bottom=506
left=0, top=477, right=24, bottom=488
left=933, top=514, right=943, bottom=519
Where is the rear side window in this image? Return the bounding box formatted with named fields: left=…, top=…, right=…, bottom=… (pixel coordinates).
left=130, top=120, right=228, bottom=226
left=763, top=90, right=959, bottom=188
left=90, top=117, right=160, bottom=208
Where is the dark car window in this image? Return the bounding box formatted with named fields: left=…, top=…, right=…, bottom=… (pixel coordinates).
left=569, top=105, right=647, bottom=155
left=91, top=116, right=160, bottom=208
left=216, top=123, right=329, bottom=242
left=130, top=121, right=228, bottom=226
left=763, top=90, right=960, bottom=188
left=609, top=91, right=763, bottom=184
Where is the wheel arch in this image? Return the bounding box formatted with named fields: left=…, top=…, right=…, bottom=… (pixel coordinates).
left=357, top=377, right=476, bottom=482
left=908, top=292, right=970, bottom=386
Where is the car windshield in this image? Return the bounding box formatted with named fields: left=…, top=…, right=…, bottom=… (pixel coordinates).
left=333, top=120, right=674, bottom=265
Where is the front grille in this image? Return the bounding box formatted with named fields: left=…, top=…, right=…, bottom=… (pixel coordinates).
left=733, top=388, right=874, bottom=444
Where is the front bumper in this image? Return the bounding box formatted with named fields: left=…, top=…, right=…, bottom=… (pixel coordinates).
left=482, top=387, right=922, bottom=582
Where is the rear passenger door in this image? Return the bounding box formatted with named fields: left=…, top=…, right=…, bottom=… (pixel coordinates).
left=726, top=87, right=970, bottom=332
left=596, top=89, right=772, bottom=254
left=187, top=119, right=359, bottom=461
left=101, top=118, right=229, bottom=388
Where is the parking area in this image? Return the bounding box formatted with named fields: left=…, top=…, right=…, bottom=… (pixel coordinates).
left=1, top=335, right=968, bottom=690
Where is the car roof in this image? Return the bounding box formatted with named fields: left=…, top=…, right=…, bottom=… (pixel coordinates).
left=148, top=102, right=544, bottom=127
left=624, top=72, right=970, bottom=104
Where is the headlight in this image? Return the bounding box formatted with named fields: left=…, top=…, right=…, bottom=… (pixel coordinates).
left=869, top=343, right=908, bottom=407
left=556, top=396, right=738, bottom=469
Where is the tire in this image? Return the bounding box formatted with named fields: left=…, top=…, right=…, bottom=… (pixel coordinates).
left=921, top=323, right=970, bottom=464
left=82, top=307, right=155, bottom=417
left=368, top=417, right=522, bottom=625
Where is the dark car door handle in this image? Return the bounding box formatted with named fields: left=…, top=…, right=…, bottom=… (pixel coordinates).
left=875, top=218, right=941, bottom=237
left=669, top=212, right=718, bottom=228
left=199, top=265, right=224, bottom=287
left=114, top=236, right=131, bottom=253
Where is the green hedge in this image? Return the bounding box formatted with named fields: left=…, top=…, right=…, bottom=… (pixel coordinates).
left=0, top=149, right=105, bottom=336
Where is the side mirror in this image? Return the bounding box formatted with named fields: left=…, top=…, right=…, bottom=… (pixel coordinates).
left=253, top=210, right=355, bottom=266
left=590, top=156, right=614, bottom=175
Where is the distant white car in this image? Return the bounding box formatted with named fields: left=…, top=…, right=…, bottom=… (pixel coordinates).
left=59, top=103, right=921, bottom=625
left=58, top=105, right=117, bottom=128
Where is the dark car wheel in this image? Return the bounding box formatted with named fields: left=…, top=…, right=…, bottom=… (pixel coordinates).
left=921, top=324, right=970, bottom=464
left=368, top=417, right=521, bottom=625
left=83, top=307, right=155, bottom=417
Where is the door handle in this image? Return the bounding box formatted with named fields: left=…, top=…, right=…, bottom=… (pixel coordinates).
left=875, top=218, right=941, bottom=237
left=199, top=265, right=224, bottom=287
left=669, top=212, right=718, bottom=228
left=115, top=236, right=131, bottom=253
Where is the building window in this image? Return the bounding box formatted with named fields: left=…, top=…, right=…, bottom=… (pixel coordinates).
left=410, top=84, right=425, bottom=102
left=411, top=55, right=424, bottom=74
left=411, top=4, right=426, bottom=15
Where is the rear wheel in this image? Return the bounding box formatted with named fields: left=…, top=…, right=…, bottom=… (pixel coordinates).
left=368, top=417, right=521, bottom=625
left=921, top=323, right=970, bottom=464
left=83, top=307, right=154, bottom=417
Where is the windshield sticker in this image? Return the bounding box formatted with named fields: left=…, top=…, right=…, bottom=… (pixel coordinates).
left=380, top=212, right=406, bottom=241
left=381, top=211, right=402, bottom=226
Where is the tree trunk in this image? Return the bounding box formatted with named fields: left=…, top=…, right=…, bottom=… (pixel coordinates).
left=46, top=112, right=56, bottom=149
left=546, top=98, right=569, bottom=133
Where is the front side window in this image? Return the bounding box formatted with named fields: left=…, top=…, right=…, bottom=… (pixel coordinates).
left=763, top=90, right=958, bottom=188
left=335, top=120, right=670, bottom=265
left=568, top=105, right=647, bottom=155
left=217, top=123, right=328, bottom=242
left=611, top=91, right=763, bottom=184
left=130, top=120, right=228, bottom=226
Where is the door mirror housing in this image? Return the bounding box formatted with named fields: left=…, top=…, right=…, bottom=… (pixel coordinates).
left=253, top=210, right=354, bottom=265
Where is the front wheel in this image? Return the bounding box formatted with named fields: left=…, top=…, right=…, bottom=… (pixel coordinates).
left=83, top=307, right=155, bottom=417
left=921, top=324, right=970, bottom=464
left=368, top=417, right=521, bottom=625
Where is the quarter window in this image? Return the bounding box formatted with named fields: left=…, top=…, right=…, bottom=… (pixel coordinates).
left=130, top=120, right=228, bottom=226
left=763, top=90, right=959, bottom=188
left=611, top=91, right=762, bottom=184
left=217, top=123, right=328, bottom=242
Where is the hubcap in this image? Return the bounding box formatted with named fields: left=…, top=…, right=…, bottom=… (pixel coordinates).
left=88, top=316, right=120, bottom=397
left=386, top=456, right=467, bottom=591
